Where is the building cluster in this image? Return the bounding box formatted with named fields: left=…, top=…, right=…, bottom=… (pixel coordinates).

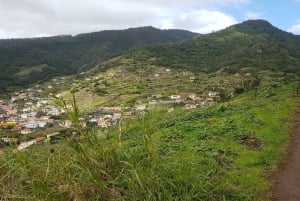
left=0, top=88, right=62, bottom=137
left=148, top=91, right=219, bottom=110
left=0, top=79, right=221, bottom=151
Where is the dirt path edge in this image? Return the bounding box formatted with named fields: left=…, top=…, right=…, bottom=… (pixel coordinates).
left=270, top=107, right=300, bottom=201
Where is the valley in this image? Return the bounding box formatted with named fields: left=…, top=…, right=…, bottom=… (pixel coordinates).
left=0, top=19, right=300, bottom=200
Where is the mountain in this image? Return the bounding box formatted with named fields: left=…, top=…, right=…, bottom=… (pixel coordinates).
left=129, top=20, right=300, bottom=74
left=2, top=19, right=300, bottom=93
left=0, top=27, right=197, bottom=92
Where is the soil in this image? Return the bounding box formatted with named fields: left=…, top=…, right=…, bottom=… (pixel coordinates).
left=239, top=134, right=262, bottom=150
left=271, top=108, right=300, bottom=201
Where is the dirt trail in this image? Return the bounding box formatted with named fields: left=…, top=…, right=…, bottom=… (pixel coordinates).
left=271, top=108, right=300, bottom=201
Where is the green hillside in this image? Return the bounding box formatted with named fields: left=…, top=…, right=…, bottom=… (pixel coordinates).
left=1, top=19, right=300, bottom=200
left=128, top=20, right=300, bottom=74
left=0, top=27, right=196, bottom=92
left=0, top=81, right=299, bottom=200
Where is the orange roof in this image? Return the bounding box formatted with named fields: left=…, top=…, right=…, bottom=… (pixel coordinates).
left=33, top=137, right=45, bottom=143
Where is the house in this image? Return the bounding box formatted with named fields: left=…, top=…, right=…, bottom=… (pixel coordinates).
left=89, top=117, right=98, bottom=123
left=206, top=98, right=214, bottom=103
left=1, top=104, right=17, bottom=115
left=18, top=93, right=28, bottom=100
left=20, top=113, right=28, bottom=119
left=0, top=108, right=7, bottom=118
left=149, top=100, right=158, bottom=105
left=0, top=122, right=17, bottom=129
left=159, top=100, right=177, bottom=104
left=33, top=137, right=46, bottom=143
left=184, top=104, right=197, bottom=110
left=189, top=77, right=195, bottom=81
left=112, top=113, right=121, bottom=121
left=25, top=121, right=39, bottom=129
left=17, top=141, right=35, bottom=151
left=188, top=94, right=197, bottom=100
left=136, top=105, right=146, bottom=111
left=123, top=111, right=133, bottom=118
left=28, top=112, right=37, bottom=118
left=38, top=121, right=47, bottom=128
left=37, top=100, right=48, bottom=107
left=25, top=102, right=33, bottom=106
left=20, top=128, right=33, bottom=135
left=40, top=116, right=50, bottom=120
left=64, top=120, right=73, bottom=128
left=97, top=118, right=107, bottom=128
left=1, top=138, right=18, bottom=144
left=100, top=107, right=122, bottom=113
left=43, top=106, right=60, bottom=116
left=22, top=108, right=31, bottom=112
left=104, top=114, right=113, bottom=119
left=170, top=95, right=181, bottom=100
left=11, top=96, right=19, bottom=103
left=107, top=120, right=118, bottom=127
left=49, top=108, right=61, bottom=116
left=208, top=91, right=219, bottom=97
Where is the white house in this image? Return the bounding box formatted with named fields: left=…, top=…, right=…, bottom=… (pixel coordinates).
left=136, top=105, right=146, bottom=111
left=25, top=121, right=39, bottom=129
left=208, top=91, right=219, bottom=97
left=20, top=128, right=33, bottom=135
left=170, top=95, right=181, bottom=100
left=38, top=121, right=47, bottom=128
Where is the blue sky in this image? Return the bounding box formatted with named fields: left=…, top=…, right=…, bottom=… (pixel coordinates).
left=221, top=0, right=300, bottom=33
left=0, top=0, right=300, bottom=39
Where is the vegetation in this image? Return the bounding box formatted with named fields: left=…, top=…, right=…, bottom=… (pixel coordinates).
left=127, top=20, right=300, bottom=74
left=1, top=19, right=300, bottom=200
left=0, top=27, right=196, bottom=92
left=2, top=20, right=300, bottom=94
left=0, top=81, right=299, bottom=200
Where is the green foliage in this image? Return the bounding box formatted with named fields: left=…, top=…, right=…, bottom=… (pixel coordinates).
left=0, top=27, right=196, bottom=91
left=53, top=93, right=84, bottom=137
left=130, top=20, right=300, bottom=75
left=0, top=83, right=298, bottom=200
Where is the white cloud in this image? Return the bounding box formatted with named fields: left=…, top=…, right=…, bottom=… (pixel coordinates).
left=288, top=23, right=300, bottom=34
left=0, top=0, right=246, bottom=38
left=244, top=12, right=262, bottom=20
left=166, top=10, right=237, bottom=33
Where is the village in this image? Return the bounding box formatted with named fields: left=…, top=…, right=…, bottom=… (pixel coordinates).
left=0, top=78, right=220, bottom=151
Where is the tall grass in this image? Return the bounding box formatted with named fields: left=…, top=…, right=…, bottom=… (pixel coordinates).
left=0, top=83, right=299, bottom=200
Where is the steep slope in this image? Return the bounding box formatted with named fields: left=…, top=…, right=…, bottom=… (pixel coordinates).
left=129, top=20, right=300, bottom=74
left=0, top=27, right=197, bottom=92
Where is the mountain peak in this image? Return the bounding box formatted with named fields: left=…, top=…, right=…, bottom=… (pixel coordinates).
left=227, top=19, right=288, bottom=36
left=242, top=19, right=273, bottom=27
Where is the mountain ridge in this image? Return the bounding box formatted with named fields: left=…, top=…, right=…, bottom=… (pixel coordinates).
left=124, top=19, right=300, bottom=75
left=1, top=19, right=300, bottom=93
left=0, top=26, right=197, bottom=92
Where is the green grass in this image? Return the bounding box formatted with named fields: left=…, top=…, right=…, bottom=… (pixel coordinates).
left=0, top=83, right=299, bottom=200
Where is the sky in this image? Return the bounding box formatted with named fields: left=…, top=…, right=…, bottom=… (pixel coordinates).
left=0, top=0, right=300, bottom=39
